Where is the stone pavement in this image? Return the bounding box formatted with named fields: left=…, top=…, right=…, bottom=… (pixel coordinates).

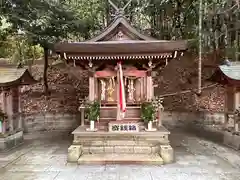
left=0, top=130, right=240, bottom=180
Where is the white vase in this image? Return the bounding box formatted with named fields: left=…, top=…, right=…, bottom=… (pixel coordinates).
left=148, top=121, right=152, bottom=131
left=90, top=120, right=95, bottom=130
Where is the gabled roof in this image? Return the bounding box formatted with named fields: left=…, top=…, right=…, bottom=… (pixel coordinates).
left=219, top=63, right=240, bottom=80
left=209, top=62, right=240, bottom=86
left=54, top=16, right=188, bottom=61
left=0, top=67, right=37, bottom=87
left=88, top=16, right=155, bottom=42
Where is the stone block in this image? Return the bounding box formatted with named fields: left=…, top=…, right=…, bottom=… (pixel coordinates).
left=151, top=146, right=160, bottom=153
left=106, top=140, right=135, bottom=146
left=227, top=115, right=235, bottom=128
left=134, top=146, right=151, bottom=154
left=89, top=146, right=104, bottom=154
left=104, top=146, right=114, bottom=153
left=136, top=141, right=151, bottom=146
left=91, top=141, right=105, bottom=146
left=114, top=146, right=134, bottom=153
left=67, top=145, right=82, bottom=162
left=232, top=135, right=240, bottom=150
left=0, top=131, right=23, bottom=152
left=82, top=147, right=89, bottom=154
left=223, top=131, right=233, bottom=146
left=160, top=145, right=174, bottom=164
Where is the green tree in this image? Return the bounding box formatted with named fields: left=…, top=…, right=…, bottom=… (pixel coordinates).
left=1, top=0, right=84, bottom=94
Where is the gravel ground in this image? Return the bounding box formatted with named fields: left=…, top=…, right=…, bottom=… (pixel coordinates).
left=0, top=130, right=240, bottom=180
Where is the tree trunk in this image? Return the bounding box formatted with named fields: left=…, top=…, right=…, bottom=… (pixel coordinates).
left=43, top=47, right=49, bottom=95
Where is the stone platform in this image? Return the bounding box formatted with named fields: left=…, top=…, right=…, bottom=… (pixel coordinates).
left=67, top=126, right=174, bottom=165
left=0, top=131, right=24, bottom=152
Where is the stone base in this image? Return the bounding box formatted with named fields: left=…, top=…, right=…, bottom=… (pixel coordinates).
left=145, top=128, right=157, bottom=132
left=68, top=125, right=173, bottom=165
left=67, top=145, right=82, bottom=162
left=223, top=131, right=240, bottom=150
left=78, top=154, right=163, bottom=165
left=86, top=128, right=98, bottom=132
left=0, top=131, right=23, bottom=152
left=160, top=145, right=174, bottom=164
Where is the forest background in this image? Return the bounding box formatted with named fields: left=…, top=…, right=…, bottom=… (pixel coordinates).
left=0, top=0, right=240, bottom=113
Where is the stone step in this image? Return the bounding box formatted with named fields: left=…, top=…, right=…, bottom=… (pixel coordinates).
left=77, top=153, right=164, bottom=165
left=81, top=140, right=159, bottom=146
left=82, top=145, right=160, bottom=154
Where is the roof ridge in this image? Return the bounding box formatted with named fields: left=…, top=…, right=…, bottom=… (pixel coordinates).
left=87, top=16, right=155, bottom=42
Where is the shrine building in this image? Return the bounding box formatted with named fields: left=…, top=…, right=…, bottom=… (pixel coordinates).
left=0, top=64, right=36, bottom=151
left=54, top=4, right=188, bottom=164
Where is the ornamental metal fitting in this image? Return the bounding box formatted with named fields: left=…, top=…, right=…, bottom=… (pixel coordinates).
left=88, top=60, right=93, bottom=68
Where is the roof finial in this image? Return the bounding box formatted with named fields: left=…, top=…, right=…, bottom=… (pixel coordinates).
left=108, top=0, right=138, bottom=18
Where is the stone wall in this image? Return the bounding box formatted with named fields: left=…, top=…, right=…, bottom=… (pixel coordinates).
left=161, top=110, right=226, bottom=143
left=22, top=110, right=226, bottom=133
left=162, top=110, right=226, bottom=128
left=22, top=113, right=80, bottom=133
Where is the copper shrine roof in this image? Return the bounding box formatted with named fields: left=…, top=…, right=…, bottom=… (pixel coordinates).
left=0, top=67, right=37, bottom=87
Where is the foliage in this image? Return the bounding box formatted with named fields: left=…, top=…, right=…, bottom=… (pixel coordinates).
left=2, top=1, right=81, bottom=47
left=1, top=0, right=87, bottom=94
left=141, top=101, right=156, bottom=123
left=1, top=0, right=240, bottom=60
left=151, top=96, right=164, bottom=111
left=85, top=101, right=100, bottom=122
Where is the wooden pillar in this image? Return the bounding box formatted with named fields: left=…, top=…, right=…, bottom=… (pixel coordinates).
left=234, top=88, right=240, bottom=131
left=1, top=90, right=6, bottom=112
left=89, top=75, right=95, bottom=101
left=140, top=77, right=144, bottom=101
left=6, top=89, right=14, bottom=131
left=225, top=86, right=235, bottom=112
left=80, top=107, right=85, bottom=126
left=157, top=108, right=162, bottom=127
left=18, top=87, right=23, bottom=129
left=0, top=92, right=3, bottom=133
left=1, top=91, right=6, bottom=134
left=146, top=71, right=153, bottom=101
left=94, top=78, right=98, bottom=100
left=234, top=88, right=240, bottom=110
left=136, top=78, right=141, bottom=101
left=116, top=70, right=121, bottom=120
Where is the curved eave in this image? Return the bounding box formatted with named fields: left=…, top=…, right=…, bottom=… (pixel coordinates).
left=219, top=65, right=240, bottom=80
left=55, top=40, right=188, bottom=55
left=209, top=65, right=240, bottom=86
left=0, top=68, right=37, bottom=87
left=88, top=16, right=155, bottom=42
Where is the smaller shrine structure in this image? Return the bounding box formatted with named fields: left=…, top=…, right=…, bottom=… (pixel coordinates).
left=210, top=61, right=240, bottom=113
left=0, top=64, right=36, bottom=151
left=210, top=61, right=240, bottom=149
